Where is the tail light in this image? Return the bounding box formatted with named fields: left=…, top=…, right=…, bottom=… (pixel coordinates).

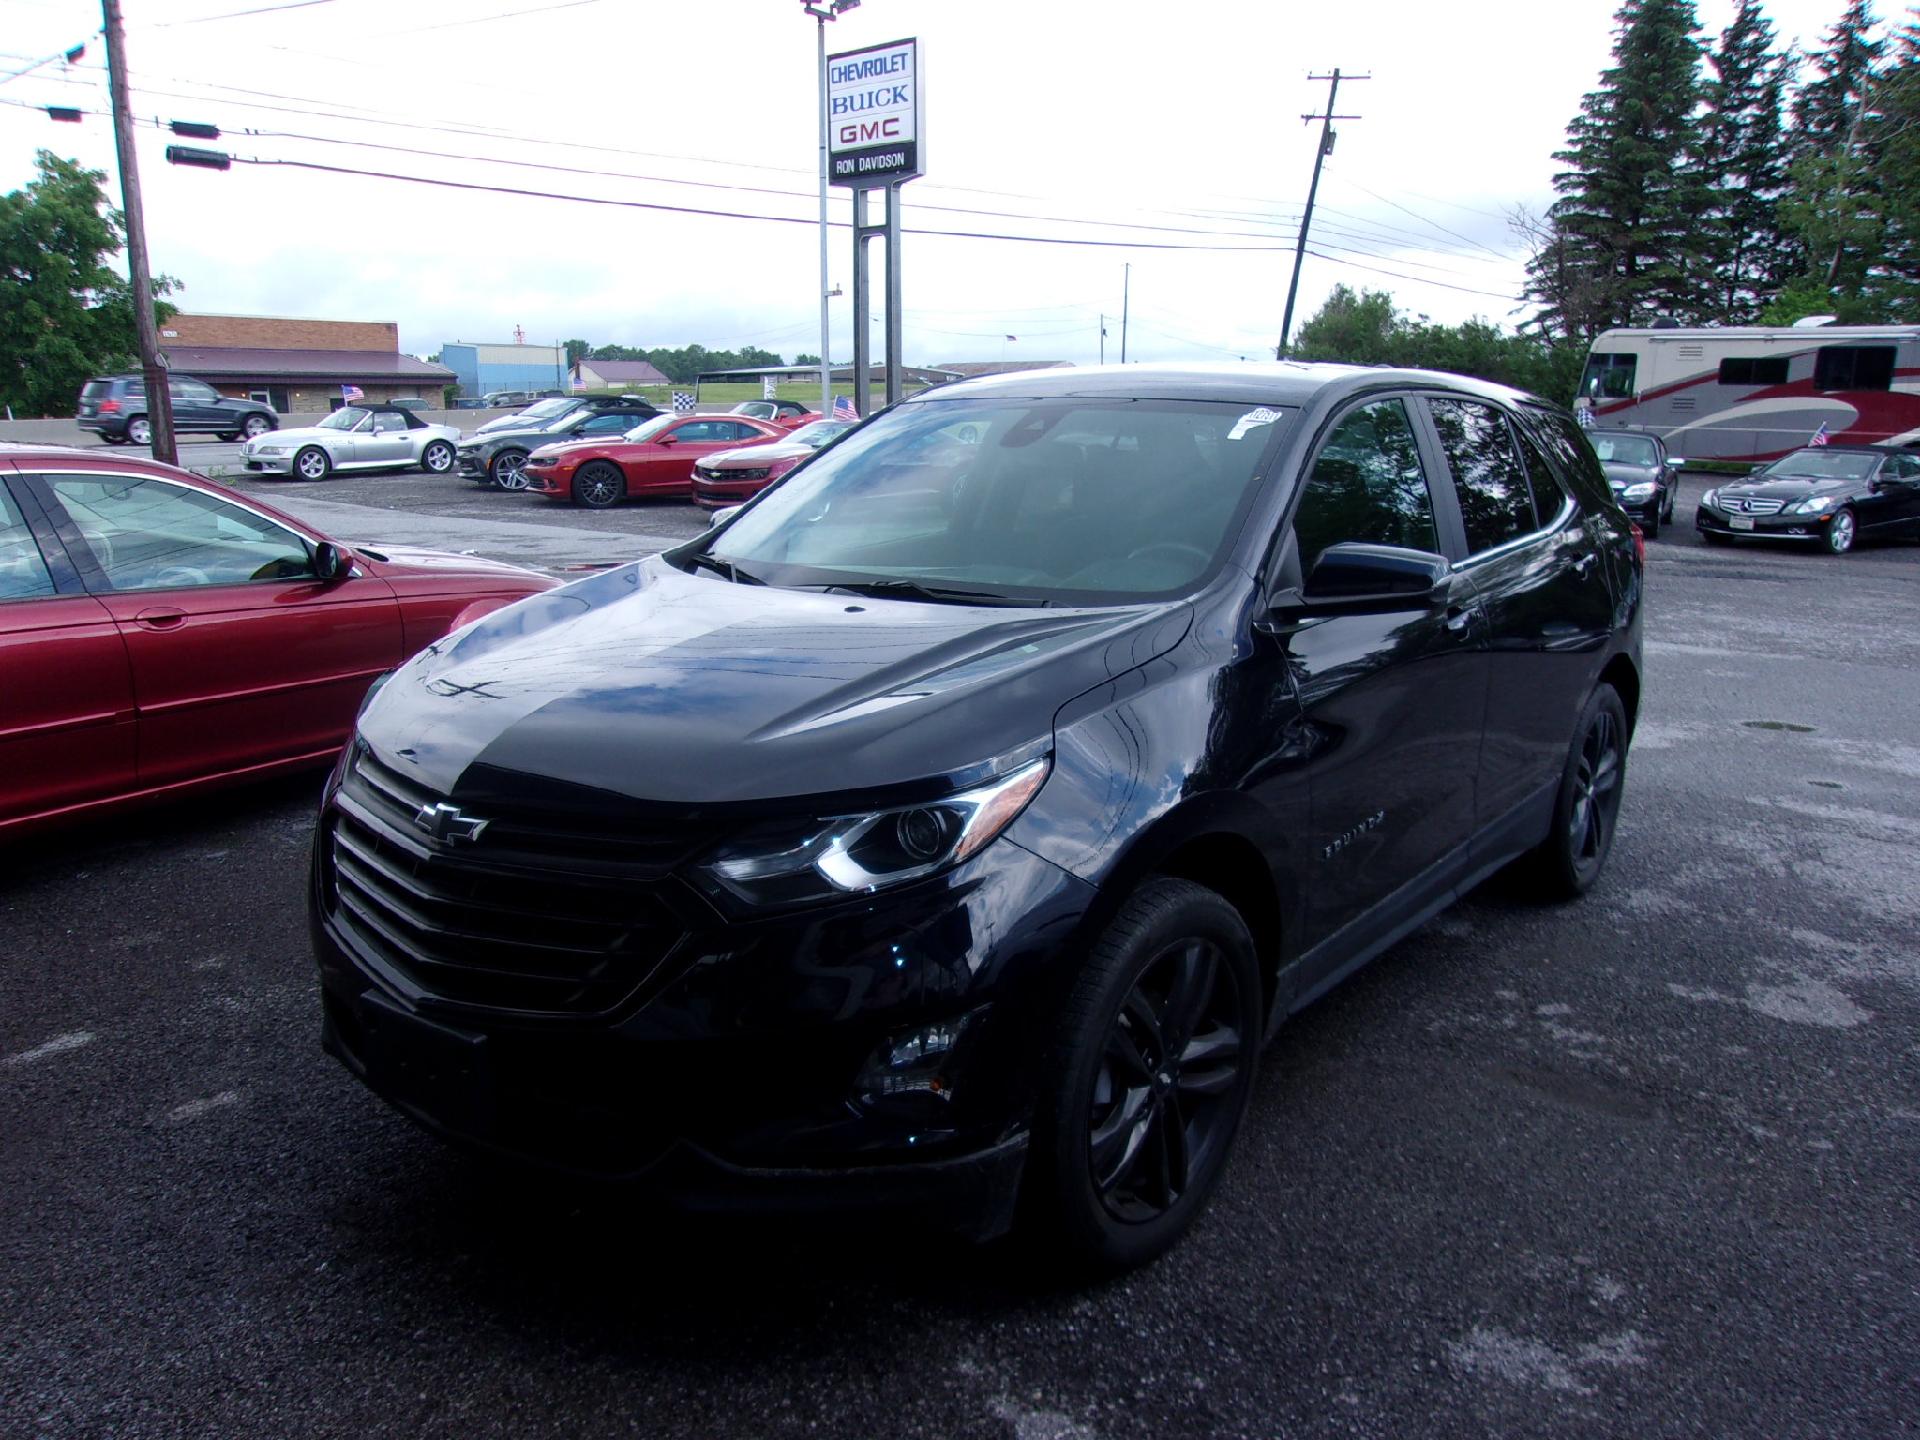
left=1629, top=522, right=1645, bottom=567
left=98, top=399, right=121, bottom=414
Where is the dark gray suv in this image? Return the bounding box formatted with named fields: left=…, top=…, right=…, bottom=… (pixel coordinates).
left=77, top=374, right=278, bottom=446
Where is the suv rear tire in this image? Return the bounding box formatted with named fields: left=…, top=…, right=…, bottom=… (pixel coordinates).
left=1524, top=683, right=1628, bottom=899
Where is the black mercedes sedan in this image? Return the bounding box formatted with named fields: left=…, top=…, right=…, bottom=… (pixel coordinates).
left=312, top=364, right=1644, bottom=1274
left=1696, top=444, right=1920, bottom=553
left=1587, top=427, right=1676, bottom=537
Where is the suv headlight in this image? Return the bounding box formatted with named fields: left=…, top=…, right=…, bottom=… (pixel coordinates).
left=1791, top=495, right=1839, bottom=514
left=1622, top=482, right=1656, bottom=500
left=1700, top=488, right=1720, bottom=508
left=704, top=758, right=1049, bottom=904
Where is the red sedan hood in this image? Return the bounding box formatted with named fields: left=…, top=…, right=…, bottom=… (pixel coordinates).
left=357, top=544, right=555, bottom=591
left=704, top=439, right=814, bottom=470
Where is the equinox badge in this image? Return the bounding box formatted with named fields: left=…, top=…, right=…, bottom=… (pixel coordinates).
left=412, top=802, right=489, bottom=844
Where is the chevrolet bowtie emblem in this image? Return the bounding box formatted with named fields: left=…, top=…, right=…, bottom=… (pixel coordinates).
left=412, top=802, right=489, bottom=844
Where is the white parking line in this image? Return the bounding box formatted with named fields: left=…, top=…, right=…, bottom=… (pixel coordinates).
left=4, top=1031, right=97, bottom=1067
left=165, top=1091, right=242, bottom=1124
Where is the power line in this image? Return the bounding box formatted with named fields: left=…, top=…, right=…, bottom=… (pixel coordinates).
left=153, top=0, right=347, bottom=27
left=1336, top=179, right=1514, bottom=261
left=1304, top=249, right=1520, bottom=301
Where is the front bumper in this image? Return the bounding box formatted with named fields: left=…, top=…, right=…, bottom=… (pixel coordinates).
left=242, top=451, right=298, bottom=474
left=692, top=475, right=774, bottom=509
left=1695, top=505, right=1829, bottom=541
left=456, top=452, right=491, bottom=480
left=524, top=466, right=569, bottom=495
left=309, top=763, right=1094, bottom=1235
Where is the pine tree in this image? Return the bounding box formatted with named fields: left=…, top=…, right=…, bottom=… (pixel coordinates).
left=1774, top=1, right=1888, bottom=314
left=1697, top=0, right=1795, bottom=320
left=1860, top=13, right=1920, bottom=319
left=1523, top=0, right=1709, bottom=339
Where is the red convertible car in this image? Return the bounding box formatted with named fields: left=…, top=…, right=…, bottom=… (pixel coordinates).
left=523, top=413, right=786, bottom=507
left=0, top=445, right=555, bottom=840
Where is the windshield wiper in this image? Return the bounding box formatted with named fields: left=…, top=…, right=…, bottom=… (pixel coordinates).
left=822, top=578, right=1045, bottom=608
left=685, top=553, right=765, bottom=585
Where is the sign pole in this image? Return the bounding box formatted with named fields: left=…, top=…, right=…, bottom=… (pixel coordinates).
left=852, top=188, right=871, bottom=418
left=815, top=13, right=832, bottom=417
left=885, top=184, right=905, bottom=405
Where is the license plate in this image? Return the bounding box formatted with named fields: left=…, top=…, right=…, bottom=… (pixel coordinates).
left=357, top=989, right=493, bottom=1135
left=1730, top=516, right=1755, bottom=531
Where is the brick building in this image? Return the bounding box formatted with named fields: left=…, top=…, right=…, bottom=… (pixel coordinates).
left=157, top=313, right=455, bottom=413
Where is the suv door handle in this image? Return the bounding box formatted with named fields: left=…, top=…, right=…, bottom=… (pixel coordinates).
left=134, top=608, right=187, bottom=630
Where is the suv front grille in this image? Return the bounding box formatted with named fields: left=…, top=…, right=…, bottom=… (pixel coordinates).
left=325, top=750, right=717, bottom=1016
left=1726, top=496, right=1786, bottom=515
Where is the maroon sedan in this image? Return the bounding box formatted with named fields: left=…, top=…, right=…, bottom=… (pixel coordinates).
left=0, top=445, right=555, bottom=841
left=524, top=413, right=786, bottom=508
left=690, top=418, right=854, bottom=509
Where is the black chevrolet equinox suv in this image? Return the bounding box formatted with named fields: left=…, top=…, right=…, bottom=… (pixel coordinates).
left=312, top=364, right=1644, bottom=1272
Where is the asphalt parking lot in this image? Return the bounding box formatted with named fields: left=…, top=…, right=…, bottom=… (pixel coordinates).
left=3, top=472, right=1916, bottom=1439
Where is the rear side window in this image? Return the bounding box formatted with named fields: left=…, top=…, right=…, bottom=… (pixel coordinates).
left=1293, top=398, right=1439, bottom=567
left=1814, top=346, right=1895, bottom=392
left=1428, top=397, right=1537, bottom=553
left=1518, top=407, right=1609, bottom=512
left=0, top=488, right=55, bottom=600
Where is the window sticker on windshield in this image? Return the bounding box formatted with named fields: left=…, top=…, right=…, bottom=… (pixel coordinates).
left=1229, top=408, right=1283, bottom=442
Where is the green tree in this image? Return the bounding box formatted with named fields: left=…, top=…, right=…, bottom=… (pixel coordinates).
left=1293, top=285, right=1587, bottom=405
left=1697, top=0, right=1795, bottom=320
left=563, top=337, right=591, bottom=365
left=0, top=152, right=175, bottom=416
left=1524, top=0, right=1709, bottom=338
left=1857, top=14, right=1920, bottom=319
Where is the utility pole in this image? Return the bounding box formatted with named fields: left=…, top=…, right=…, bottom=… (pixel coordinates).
left=1276, top=68, right=1367, bottom=361
left=1120, top=264, right=1130, bottom=364
left=1099, top=314, right=1106, bottom=365
left=102, top=0, right=176, bottom=465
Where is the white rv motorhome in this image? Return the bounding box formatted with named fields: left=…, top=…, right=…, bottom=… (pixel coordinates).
left=1575, top=323, right=1920, bottom=462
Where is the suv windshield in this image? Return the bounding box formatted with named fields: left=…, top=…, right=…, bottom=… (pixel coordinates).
left=707, top=397, right=1291, bottom=603
left=1761, top=450, right=1878, bottom=481
left=1591, top=434, right=1658, bottom=467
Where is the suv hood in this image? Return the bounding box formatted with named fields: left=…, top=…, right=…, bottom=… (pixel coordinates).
left=360, top=556, right=1191, bottom=807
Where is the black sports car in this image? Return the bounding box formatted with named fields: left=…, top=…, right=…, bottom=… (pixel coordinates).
left=456, top=396, right=661, bottom=490
left=1587, top=428, right=1676, bottom=537
left=1696, top=445, right=1920, bottom=554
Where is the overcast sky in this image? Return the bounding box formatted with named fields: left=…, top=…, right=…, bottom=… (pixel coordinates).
left=0, top=0, right=1871, bottom=367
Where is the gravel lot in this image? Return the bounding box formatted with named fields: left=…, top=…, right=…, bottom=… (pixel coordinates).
left=3, top=473, right=1916, bottom=1439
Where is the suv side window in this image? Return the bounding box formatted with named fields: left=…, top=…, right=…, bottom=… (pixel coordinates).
left=1292, top=398, right=1439, bottom=568
left=1428, top=397, right=1538, bottom=553
left=1518, top=407, right=1608, bottom=511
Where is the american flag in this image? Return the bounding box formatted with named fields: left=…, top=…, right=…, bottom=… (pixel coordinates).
left=1809, top=422, right=1830, bottom=446
left=671, top=390, right=696, bottom=413
left=340, top=383, right=364, bottom=402
left=833, top=395, right=857, bottom=420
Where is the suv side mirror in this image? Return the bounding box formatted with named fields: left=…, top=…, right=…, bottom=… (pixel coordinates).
left=1304, top=542, right=1450, bottom=602
left=313, top=541, right=347, bottom=583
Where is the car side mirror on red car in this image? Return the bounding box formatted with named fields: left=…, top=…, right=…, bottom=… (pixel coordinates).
left=313, top=541, right=347, bottom=583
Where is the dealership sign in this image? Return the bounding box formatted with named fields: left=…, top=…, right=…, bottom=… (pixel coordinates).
left=828, top=37, right=922, bottom=187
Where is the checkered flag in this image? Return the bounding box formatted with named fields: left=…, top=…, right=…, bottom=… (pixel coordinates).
left=671, top=391, right=696, bottom=413
left=762, top=377, right=779, bottom=400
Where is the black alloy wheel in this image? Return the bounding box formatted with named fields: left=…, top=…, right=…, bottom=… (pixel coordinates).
left=572, top=461, right=626, bottom=509
left=1528, top=683, right=1628, bottom=898
left=420, top=440, right=455, bottom=474
left=1027, top=877, right=1259, bottom=1273
left=1643, top=507, right=1660, bottom=541
left=490, top=450, right=530, bottom=490
left=1822, top=506, right=1857, bottom=555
